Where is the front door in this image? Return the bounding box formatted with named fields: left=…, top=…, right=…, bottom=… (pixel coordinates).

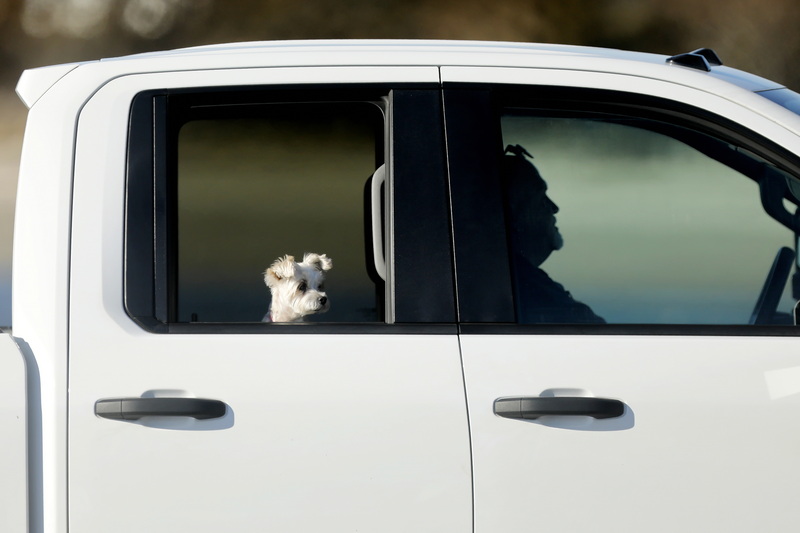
left=445, top=73, right=800, bottom=531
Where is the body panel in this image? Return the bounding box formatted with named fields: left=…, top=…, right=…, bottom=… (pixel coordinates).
left=441, top=65, right=800, bottom=138
left=0, top=334, right=27, bottom=533
left=67, top=66, right=471, bottom=532
left=461, top=334, right=800, bottom=532
left=443, top=65, right=800, bottom=532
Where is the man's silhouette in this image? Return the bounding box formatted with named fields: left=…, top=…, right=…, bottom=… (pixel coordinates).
left=502, top=145, right=604, bottom=324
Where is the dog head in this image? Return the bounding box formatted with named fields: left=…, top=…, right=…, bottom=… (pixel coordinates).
left=264, top=253, right=332, bottom=322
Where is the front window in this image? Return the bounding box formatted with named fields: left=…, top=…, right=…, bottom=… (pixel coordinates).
left=499, top=108, right=799, bottom=325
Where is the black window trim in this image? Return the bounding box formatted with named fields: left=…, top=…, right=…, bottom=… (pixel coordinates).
left=457, top=323, right=800, bottom=336
left=124, top=83, right=456, bottom=333
left=444, top=83, right=800, bottom=335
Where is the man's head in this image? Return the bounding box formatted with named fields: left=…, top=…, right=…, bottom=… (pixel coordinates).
left=502, top=146, right=563, bottom=267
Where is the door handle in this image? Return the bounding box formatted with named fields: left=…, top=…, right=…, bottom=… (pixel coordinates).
left=95, top=397, right=227, bottom=421
left=494, top=396, right=624, bottom=420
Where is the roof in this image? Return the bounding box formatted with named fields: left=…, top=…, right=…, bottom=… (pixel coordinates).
left=16, top=40, right=785, bottom=109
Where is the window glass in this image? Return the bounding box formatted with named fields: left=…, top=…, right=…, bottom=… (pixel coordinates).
left=177, top=102, right=384, bottom=323
left=501, top=111, right=799, bottom=325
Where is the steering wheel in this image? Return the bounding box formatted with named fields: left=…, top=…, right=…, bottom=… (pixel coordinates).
left=749, top=247, right=795, bottom=325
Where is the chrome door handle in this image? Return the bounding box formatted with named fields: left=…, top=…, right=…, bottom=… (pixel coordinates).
left=95, top=397, right=227, bottom=421
left=494, top=396, right=625, bottom=420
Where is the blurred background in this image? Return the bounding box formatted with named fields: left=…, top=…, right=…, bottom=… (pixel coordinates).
left=1, top=0, right=799, bottom=325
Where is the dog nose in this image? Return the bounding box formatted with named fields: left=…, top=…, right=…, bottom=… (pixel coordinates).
left=319, top=296, right=328, bottom=305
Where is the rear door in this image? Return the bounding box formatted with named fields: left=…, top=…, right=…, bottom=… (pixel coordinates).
left=68, top=66, right=471, bottom=532
left=445, top=69, right=800, bottom=531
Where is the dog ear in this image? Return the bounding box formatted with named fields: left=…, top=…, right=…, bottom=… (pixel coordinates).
left=265, top=255, right=296, bottom=287
left=304, top=253, right=333, bottom=272
left=264, top=268, right=280, bottom=288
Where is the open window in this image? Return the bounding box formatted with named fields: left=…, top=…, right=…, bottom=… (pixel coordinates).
left=176, top=99, right=385, bottom=323
left=126, top=87, right=388, bottom=329
left=125, top=86, right=454, bottom=332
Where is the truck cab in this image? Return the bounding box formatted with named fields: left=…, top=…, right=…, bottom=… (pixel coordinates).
left=9, top=41, right=800, bottom=532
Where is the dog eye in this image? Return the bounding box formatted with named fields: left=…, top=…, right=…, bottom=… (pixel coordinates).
left=298, top=281, right=307, bottom=292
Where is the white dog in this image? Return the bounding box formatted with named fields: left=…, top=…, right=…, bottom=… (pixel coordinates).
left=263, top=253, right=332, bottom=322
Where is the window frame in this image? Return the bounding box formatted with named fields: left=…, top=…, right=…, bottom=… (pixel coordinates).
left=124, top=84, right=456, bottom=333
left=444, top=83, right=800, bottom=335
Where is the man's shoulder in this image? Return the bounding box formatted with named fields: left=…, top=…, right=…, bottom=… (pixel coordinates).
left=514, top=262, right=605, bottom=324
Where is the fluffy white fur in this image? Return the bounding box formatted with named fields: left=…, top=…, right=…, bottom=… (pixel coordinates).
left=263, top=253, right=332, bottom=322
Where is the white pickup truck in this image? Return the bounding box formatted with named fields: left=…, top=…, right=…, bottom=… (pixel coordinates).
left=5, top=40, right=800, bottom=533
